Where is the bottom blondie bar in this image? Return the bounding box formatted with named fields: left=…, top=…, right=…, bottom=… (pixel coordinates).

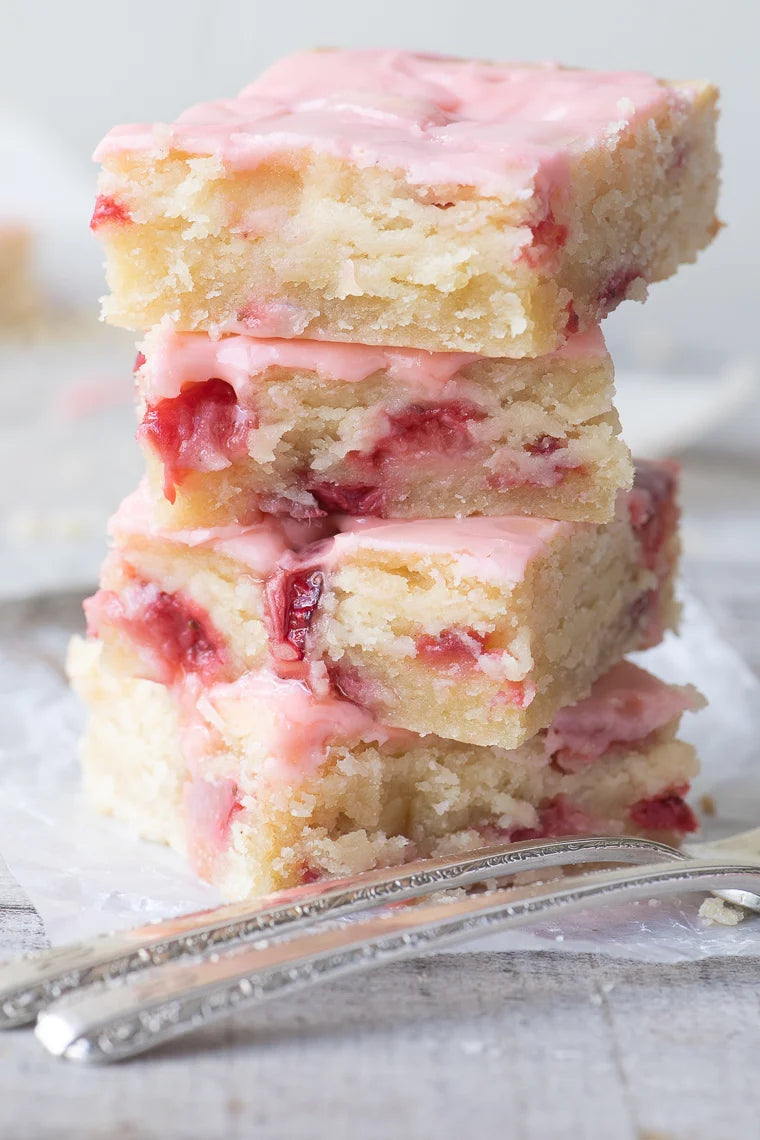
left=69, top=640, right=701, bottom=899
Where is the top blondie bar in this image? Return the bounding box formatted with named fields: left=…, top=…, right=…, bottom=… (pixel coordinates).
left=92, top=49, right=719, bottom=355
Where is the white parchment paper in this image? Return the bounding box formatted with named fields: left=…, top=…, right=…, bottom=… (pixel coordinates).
left=1, top=588, right=759, bottom=961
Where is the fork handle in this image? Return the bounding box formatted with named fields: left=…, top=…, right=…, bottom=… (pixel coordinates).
left=0, top=834, right=679, bottom=1028
left=36, top=858, right=760, bottom=1063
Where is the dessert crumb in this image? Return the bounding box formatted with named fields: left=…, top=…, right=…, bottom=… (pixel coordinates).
left=699, top=794, right=716, bottom=817
left=698, top=897, right=745, bottom=926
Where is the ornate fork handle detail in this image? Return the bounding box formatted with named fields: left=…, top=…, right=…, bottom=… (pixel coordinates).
left=0, top=834, right=681, bottom=1028
left=35, top=858, right=760, bottom=1063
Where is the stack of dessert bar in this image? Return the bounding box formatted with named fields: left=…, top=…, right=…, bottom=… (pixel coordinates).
left=70, top=50, right=720, bottom=899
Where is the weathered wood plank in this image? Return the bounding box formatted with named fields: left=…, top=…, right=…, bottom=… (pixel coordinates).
left=0, top=855, right=48, bottom=957
left=2, top=953, right=760, bottom=1140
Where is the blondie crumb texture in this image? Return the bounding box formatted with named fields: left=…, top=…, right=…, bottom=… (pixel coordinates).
left=136, top=326, right=631, bottom=526
left=69, top=640, right=700, bottom=900
left=92, top=51, right=720, bottom=353
left=83, top=461, right=679, bottom=750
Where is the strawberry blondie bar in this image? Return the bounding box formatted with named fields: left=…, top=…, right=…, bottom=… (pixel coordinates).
left=92, top=50, right=719, bottom=354
left=68, top=641, right=701, bottom=898
left=83, top=461, right=679, bottom=750
left=136, top=323, right=630, bottom=526
left=0, top=223, right=38, bottom=332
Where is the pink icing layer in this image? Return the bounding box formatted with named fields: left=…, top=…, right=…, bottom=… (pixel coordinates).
left=327, top=514, right=570, bottom=584
left=94, top=50, right=689, bottom=196
left=209, top=669, right=392, bottom=782
left=184, top=660, right=697, bottom=787
left=139, top=321, right=606, bottom=403
left=110, top=481, right=331, bottom=576
left=323, top=458, right=675, bottom=585
left=183, top=776, right=242, bottom=878
left=112, top=459, right=672, bottom=590
left=545, top=661, right=703, bottom=771
left=111, top=480, right=568, bottom=586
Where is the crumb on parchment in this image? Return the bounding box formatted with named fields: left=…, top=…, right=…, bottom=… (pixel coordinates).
left=698, top=897, right=745, bottom=926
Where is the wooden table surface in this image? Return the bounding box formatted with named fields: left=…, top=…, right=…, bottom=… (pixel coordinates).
left=2, top=446, right=759, bottom=1140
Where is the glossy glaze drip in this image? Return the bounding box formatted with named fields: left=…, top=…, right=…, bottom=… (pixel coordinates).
left=95, top=50, right=687, bottom=196
left=139, top=321, right=606, bottom=402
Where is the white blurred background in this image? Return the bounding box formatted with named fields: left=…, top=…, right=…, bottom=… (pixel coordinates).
left=0, top=0, right=756, bottom=362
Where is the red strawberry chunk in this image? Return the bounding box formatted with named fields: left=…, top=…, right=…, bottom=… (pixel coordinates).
left=521, top=210, right=568, bottom=268
left=627, top=460, right=680, bottom=572
left=129, top=588, right=226, bottom=683
left=138, top=378, right=255, bottom=502
left=564, top=303, right=580, bottom=335
left=416, top=627, right=487, bottom=666
left=326, top=662, right=377, bottom=706
left=525, top=434, right=563, bottom=457
left=265, top=567, right=324, bottom=664
left=629, top=792, right=698, bottom=834
left=85, top=581, right=228, bottom=685
left=597, top=267, right=642, bottom=314
left=370, top=401, right=485, bottom=464
left=509, top=796, right=597, bottom=843
left=499, top=680, right=536, bottom=709
left=299, top=862, right=324, bottom=885
left=531, top=213, right=568, bottom=250
left=90, top=195, right=132, bottom=230
left=307, top=482, right=387, bottom=517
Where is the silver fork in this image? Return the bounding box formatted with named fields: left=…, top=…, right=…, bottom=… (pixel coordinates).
left=3, top=830, right=759, bottom=1063
left=34, top=856, right=760, bottom=1063
left=0, top=834, right=679, bottom=1029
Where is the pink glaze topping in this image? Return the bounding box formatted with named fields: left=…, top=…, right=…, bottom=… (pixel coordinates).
left=208, top=669, right=392, bottom=782
left=94, top=50, right=689, bottom=197
left=111, top=458, right=673, bottom=599
left=545, top=660, right=702, bottom=772
left=138, top=321, right=606, bottom=403
left=110, top=482, right=330, bottom=577
left=140, top=320, right=476, bottom=402
left=328, top=513, right=570, bottom=584
left=110, top=481, right=567, bottom=585
left=183, top=776, right=243, bottom=878
left=188, top=659, right=696, bottom=789
left=315, top=455, right=674, bottom=583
